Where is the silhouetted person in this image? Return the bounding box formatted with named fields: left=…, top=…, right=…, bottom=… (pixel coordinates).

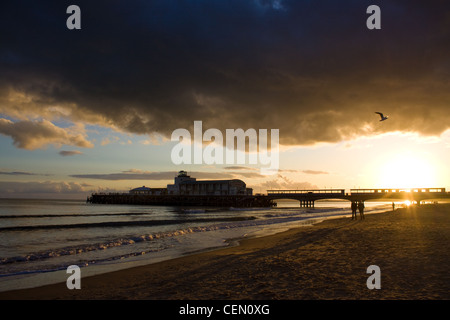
left=351, top=201, right=357, bottom=220
left=392, top=202, right=395, bottom=211
left=358, top=201, right=365, bottom=220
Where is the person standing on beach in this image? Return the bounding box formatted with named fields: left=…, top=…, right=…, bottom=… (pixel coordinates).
left=358, top=201, right=365, bottom=220
left=351, top=201, right=357, bottom=220
left=392, top=202, right=395, bottom=211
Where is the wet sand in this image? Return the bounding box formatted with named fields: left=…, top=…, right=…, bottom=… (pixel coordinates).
left=1, top=203, right=449, bottom=300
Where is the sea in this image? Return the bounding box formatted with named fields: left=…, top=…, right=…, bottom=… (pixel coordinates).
left=0, top=198, right=393, bottom=292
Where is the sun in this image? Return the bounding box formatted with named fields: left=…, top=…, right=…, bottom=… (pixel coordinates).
left=375, top=151, right=437, bottom=189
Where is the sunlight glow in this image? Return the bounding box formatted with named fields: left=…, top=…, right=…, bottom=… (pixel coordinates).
left=375, top=151, right=437, bottom=189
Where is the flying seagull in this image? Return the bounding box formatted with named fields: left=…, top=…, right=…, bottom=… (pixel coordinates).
left=375, top=112, right=388, bottom=121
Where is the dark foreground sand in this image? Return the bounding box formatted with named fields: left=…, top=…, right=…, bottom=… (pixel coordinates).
left=1, top=204, right=449, bottom=300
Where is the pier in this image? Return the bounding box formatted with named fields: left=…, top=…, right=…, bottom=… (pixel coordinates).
left=88, top=193, right=275, bottom=207
left=267, top=188, right=449, bottom=207
left=88, top=187, right=449, bottom=208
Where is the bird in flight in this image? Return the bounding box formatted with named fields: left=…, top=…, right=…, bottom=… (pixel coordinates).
left=375, top=112, right=388, bottom=121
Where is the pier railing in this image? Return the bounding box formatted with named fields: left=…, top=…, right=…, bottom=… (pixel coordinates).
left=267, top=189, right=345, bottom=195
left=350, top=188, right=446, bottom=194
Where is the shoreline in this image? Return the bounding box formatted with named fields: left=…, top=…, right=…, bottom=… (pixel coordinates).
left=0, top=202, right=386, bottom=294
left=1, top=204, right=449, bottom=300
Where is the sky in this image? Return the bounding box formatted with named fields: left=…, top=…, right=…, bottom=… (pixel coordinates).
left=0, top=0, right=449, bottom=199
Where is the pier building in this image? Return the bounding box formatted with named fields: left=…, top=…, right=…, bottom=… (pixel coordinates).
left=167, top=171, right=252, bottom=196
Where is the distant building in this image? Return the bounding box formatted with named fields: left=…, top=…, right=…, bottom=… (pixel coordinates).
left=131, top=171, right=252, bottom=196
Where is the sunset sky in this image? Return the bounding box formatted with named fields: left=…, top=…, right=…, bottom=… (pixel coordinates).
left=1, top=0, right=449, bottom=199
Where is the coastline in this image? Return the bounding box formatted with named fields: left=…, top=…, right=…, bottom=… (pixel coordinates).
left=1, top=203, right=449, bottom=300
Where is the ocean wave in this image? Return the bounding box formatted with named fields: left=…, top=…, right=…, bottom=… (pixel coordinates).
left=0, top=229, right=191, bottom=267
left=181, top=209, right=206, bottom=213
left=0, top=212, right=157, bottom=219
left=0, top=211, right=322, bottom=268
left=0, top=247, right=168, bottom=278
left=0, top=216, right=256, bottom=232
left=0, top=219, right=256, bottom=267
left=229, top=207, right=268, bottom=211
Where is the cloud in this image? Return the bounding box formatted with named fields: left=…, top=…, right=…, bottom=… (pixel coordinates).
left=0, top=180, right=125, bottom=199
left=0, top=181, right=92, bottom=197
left=100, top=136, right=120, bottom=146
left=70, top=169, right=265, bottom=181
left=0, top=1, right=449, bottom=147
left=224, top=166, right=258, bottom=171
left=0, top=171, right=36, bottom=176
left=254, top=168, right=328, bottom=174
left=258, top=174, right=318, bottom=190
left=70, top=170, right=229, bottom=181
left=0, top=170, right=53, bottom=177
left=59, top=150, right=83, bottom=156
left=0, top=118, right=94, bottom=150
left=302, top=170, right=329, bottom=175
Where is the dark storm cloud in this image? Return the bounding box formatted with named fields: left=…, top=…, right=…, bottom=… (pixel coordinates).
left=1, top=0, right=449, bottom=146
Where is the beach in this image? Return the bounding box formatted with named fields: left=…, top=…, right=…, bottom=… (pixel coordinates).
left=1, top=203, right=449, bottom=300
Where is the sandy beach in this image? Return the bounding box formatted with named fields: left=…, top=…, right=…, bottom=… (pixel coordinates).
left=1, top=203, right=449, bottom=300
